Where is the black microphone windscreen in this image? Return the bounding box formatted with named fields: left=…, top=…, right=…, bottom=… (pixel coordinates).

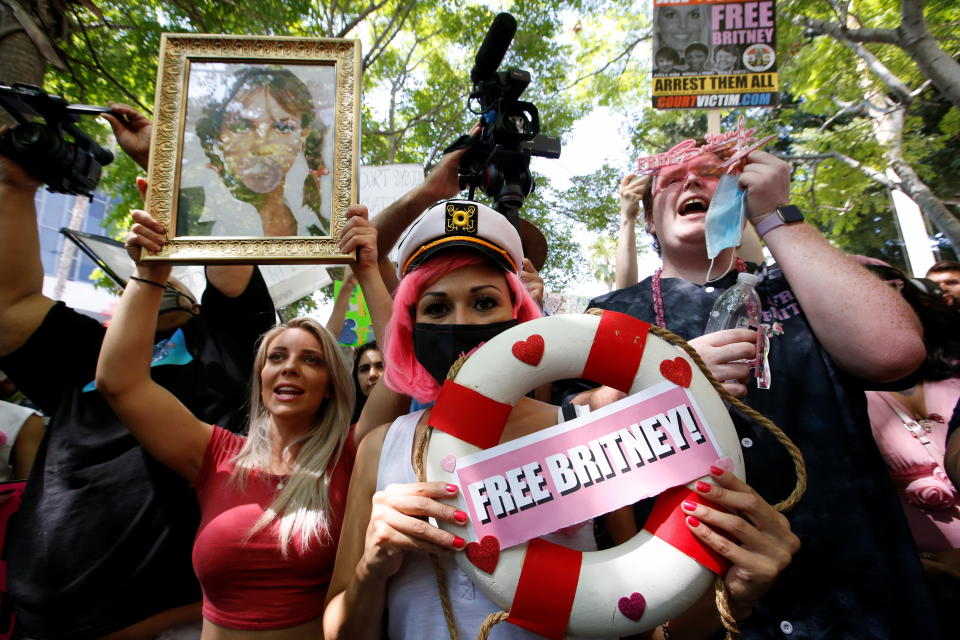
left=470, top=13, right=517, bottom=85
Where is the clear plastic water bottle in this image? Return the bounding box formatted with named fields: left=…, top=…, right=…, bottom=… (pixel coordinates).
left=704, top=272, right=771, bottom=389
left=704, top=272, right=762, bottom=333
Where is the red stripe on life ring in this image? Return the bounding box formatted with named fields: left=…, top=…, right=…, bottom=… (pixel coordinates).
left=507, top=538, right=582, bottom=640
left=643, top=486, right=731, bottom=575
left=428, top=380, right=511, bottom=450
left=582, top=311, right=650, bottom=393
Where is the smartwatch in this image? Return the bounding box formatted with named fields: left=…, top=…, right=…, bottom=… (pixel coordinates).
left=755, top=204, right=804, bottom=238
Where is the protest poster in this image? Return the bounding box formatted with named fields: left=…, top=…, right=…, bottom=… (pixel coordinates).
left=452, top=381, right=723, bottom=549
left=333, top=279, right=374, bottom=347
left=651, top=0, right=779, bottom=110
left=358, top=164, right=425, bottom=218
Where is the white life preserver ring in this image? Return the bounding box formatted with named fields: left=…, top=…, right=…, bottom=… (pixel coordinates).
left=424, top=310, right=744, bottom=638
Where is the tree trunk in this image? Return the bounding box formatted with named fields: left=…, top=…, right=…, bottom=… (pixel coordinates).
left=53, top=194, right=88, bottom=300
left=899, top=0, right=960, bottom=112
left=0, top=3, right=46, bottom=127
left=888, top=156, right=960, bottom=251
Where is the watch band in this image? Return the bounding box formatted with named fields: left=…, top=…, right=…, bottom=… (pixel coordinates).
left=755, top=204, right=803, bottom=238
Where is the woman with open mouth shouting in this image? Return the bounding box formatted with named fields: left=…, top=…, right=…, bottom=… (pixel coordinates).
left=95, top=202, right=389, bottom=639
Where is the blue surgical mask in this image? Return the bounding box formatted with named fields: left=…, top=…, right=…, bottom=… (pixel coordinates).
left=704, top=173, right=747, bottom=261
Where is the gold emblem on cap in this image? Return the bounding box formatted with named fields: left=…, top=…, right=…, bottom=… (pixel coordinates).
left=445, top=203, right=477, bottom=233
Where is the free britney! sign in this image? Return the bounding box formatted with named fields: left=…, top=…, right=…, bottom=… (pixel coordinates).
left=454, top=381, right=723, bottom=549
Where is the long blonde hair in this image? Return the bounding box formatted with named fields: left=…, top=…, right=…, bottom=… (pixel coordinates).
left=231, top=317, right=354, bottom=555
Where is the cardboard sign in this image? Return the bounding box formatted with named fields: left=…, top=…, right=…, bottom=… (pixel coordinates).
left=651, top=0, right=779, bottom=110
left=454, top=381, right=723, bottom=549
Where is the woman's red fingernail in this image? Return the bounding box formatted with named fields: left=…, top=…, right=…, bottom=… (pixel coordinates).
left=686, top=516, right=700, bottom=528
left=454, top=510, right=468, bottom=523
left=445, top=483, right=458, bottom=494
left=452, top=536, right=466, bottom=549
left=710, top=465, right=725, bottom=476
left=696, top=481, right=712, bottom=493
left=682, top=500, right=697, bottom=511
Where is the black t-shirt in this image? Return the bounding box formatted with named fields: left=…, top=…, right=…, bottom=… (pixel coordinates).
left=587, top=266, right=942, bottom=640
left=0, top=270, right=275, bottom=639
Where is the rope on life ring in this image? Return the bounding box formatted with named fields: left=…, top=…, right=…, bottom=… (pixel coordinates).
left=412, top=310, right=805, bottom=640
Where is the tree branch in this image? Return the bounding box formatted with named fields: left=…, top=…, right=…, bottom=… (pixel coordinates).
left=362, top=0, right=416, bottom=70
left=336, top=0, right=390, bottom=38
left=795, top=15, right=900, bottom=45
left=776, top=152, right=896, bottom=189
left=562, top=32, right=650, bottom=91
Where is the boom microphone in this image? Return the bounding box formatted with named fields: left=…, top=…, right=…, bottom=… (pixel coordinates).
left=470, top=13, right=517, bottom=85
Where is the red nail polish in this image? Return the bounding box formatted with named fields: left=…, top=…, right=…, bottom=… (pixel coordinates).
left=710, top=465, right=724, bottom=476
left=686, top=516, right=700, bottom=528
left=682, top=500, right=697, bottom=511
left=696, top=481, right=712, bottom=493
left=445, top=483, right=458, bottom=494
left=454, top=510, right=468, bottom=523
left=452, top=536, right=466, bottom=549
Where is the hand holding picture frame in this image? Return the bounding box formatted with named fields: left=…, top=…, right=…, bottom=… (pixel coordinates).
left=143, top=34, right=360, bottom=264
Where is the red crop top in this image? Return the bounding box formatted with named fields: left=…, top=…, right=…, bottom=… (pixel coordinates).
left=192, top=426, right=355, bottom=630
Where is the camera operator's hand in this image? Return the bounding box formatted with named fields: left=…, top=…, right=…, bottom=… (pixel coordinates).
left=0, top=127, right=40, bottom=191
left=102, top=104, right=153, bottom=171
left=420, top=123, right=482, bottom=202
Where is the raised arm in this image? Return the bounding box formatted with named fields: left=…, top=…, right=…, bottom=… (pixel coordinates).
left=94, top=210, right=212, bottom=481
left=373, top=139, right=471, bottom=261
left=616, top=173, right=647, bottom=290
left=131, top=176, right=255, bottom=298
left=741, top=150, right=924, bottom=382
left=339, top=205, right=392, bottom=352
left=326, top=268, right=358, bottom=340
left=0, top=149, right=55, bottom=356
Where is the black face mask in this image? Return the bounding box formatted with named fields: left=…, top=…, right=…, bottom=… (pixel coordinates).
left=413, top=319, right=518, bottom=385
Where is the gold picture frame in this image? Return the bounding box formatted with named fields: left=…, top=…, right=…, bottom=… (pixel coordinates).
left=143, top=33, right=360, bottom=264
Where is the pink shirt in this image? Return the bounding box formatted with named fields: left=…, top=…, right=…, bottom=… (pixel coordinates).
left=192, top=426, right=354, bottom=630
left=866, top=379, right=960, bottom=553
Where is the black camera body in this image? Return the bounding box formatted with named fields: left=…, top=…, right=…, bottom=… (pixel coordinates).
left=0, top=82, right=114, bottom=199
left=456, top=13, right=561, bottom=229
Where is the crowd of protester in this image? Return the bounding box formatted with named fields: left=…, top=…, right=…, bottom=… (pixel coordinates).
left=0, top=96, right=957, bottom=640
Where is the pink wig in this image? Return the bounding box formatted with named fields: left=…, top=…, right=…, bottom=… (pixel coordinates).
left=384, top=251, right=542, bottom=404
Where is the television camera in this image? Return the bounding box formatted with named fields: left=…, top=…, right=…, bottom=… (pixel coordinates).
left=452, top=13, right=561, bottom=230
left=0, top=82, right=114, bottom=199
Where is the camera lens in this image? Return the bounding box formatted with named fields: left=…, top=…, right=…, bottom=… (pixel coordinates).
left=11, top=123, right=53, bottom=151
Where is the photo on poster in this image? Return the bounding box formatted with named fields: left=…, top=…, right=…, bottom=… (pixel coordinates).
left=651, top=0, right=779, bottom=110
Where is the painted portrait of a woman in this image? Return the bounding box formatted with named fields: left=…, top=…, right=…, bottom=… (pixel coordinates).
left=179, top=63, right=335, bottom=237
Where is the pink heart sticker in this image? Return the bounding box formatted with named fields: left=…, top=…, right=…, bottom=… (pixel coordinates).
left=440, top=454, right=456, bottom=473
left=618, top=591, right=647, bottom=621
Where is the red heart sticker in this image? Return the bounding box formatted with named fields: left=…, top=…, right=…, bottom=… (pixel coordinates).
left=618, top=592, right=647, bottom=621
left=660, top=357, right=692, bottom=388
left=512, top=334, right=545, bottom=367
left=465, top=535, right=500, bottom=574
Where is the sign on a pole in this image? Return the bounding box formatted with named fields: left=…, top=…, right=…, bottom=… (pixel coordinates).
left=651, top=0, right=779, bottom=110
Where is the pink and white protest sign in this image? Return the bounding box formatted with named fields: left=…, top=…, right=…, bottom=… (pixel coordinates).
left=454, top=381, right=723, bottom=549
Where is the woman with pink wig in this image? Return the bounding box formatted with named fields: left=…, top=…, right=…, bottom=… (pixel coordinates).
left=323, top=201, right=598, bottom=640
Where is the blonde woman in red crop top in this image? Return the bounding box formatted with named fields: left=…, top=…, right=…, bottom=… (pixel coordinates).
left=95, top=205, right=391, bottom=638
